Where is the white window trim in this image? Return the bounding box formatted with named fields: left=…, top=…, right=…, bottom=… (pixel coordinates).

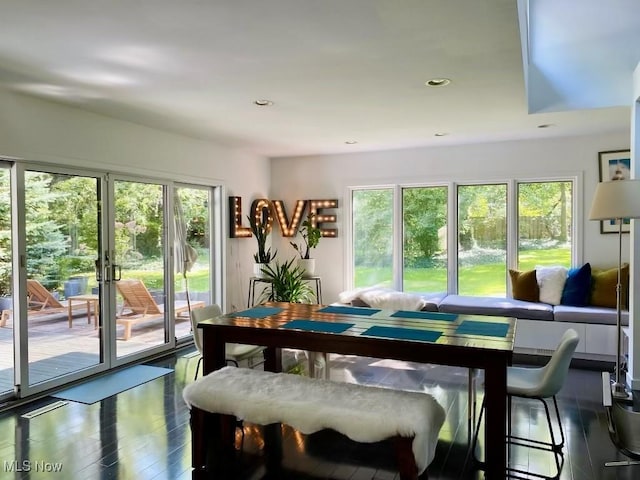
left=345, top=173, right=582, bottom=293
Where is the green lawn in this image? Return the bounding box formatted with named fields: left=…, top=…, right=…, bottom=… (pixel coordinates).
left=74, top=268, right=211, bottom=296
left=356, top=248, right=571, bottom=296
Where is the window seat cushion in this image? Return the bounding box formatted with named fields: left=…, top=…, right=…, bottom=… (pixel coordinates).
left=553, top=304, right=626, bottom=326
left=438, top=295, right=555, bottom=321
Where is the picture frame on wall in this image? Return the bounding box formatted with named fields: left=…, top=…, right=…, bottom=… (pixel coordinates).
left=598, top=149, right=631, bottom=234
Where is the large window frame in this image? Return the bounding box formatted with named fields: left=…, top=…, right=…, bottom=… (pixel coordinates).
left=347, top=175, right=581, bottom=295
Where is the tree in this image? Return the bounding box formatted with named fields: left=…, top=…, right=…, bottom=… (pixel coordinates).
left=353, top=189, right=393, bottom=268
left=24, top=172, right=71, bottom=290
left=402, top=187, right=447, bottom=267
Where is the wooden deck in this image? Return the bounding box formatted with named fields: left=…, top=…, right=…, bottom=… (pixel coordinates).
left=0, top=309, right=193, bottom=393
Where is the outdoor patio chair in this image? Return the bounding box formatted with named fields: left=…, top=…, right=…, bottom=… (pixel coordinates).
left=26, top=279, right=87, bottom=317
left=27, top=279, right=68, bottom=312
left=115, top=279, right=204, bottom=340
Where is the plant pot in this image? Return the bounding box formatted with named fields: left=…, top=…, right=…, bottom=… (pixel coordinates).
left=298, top=258, right=315, bottom=277
left=64, top=280, right=82, bottom=298
left=254, top=262, right=269, bottom=278
left=0, top=296, right=12, bottom=312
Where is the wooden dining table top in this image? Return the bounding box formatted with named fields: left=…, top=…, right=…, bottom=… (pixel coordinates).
left=198, top=302, right=516, bottom=367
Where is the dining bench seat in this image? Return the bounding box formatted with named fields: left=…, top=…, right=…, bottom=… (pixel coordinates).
left=183, top=366, right=446, bottom=480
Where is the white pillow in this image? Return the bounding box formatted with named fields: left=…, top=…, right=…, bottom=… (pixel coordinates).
left=536, top=266, right=568, bottom=305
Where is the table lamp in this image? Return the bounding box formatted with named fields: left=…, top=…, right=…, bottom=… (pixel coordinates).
left=589, top=179, right=640, bottom=399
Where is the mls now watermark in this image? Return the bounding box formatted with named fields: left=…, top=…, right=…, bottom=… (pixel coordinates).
left=4, top=460, right=64, bottom=473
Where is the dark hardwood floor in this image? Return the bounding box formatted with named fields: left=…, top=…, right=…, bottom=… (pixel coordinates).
left=0, top=349, right=637, bottom=480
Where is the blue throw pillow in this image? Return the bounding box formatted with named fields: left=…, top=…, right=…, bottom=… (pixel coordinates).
left=560, top=263, right=591, bottom=306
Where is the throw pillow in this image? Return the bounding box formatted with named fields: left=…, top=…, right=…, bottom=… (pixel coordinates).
left=560, top=263, right=592, bottom=306
left=590, top=264, right=629, bottom=309
left=536, top=266, right=568, bottom=305
left=509, top=269, right=539, bottom=302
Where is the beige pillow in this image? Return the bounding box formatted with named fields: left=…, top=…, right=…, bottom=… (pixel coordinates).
left=509, top=269, right=539, bottom=302
left=591, top=264, right=629, bottom=309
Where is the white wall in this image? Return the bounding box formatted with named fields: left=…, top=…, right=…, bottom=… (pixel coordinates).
left=0, top=88, right=270, bottom=311
left=271, top=132, right=630, bottom=303
left=0, top=87, right=632, bottom=312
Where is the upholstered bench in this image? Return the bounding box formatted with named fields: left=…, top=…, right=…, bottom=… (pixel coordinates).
left=183, top=366, right=446, bottom=479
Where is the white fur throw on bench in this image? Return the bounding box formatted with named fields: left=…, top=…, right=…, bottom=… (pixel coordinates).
left=339, top=286, right=427, bottom=310
left=183, top=366, right=446, bottom=474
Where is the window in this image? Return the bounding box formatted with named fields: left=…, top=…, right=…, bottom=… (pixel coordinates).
left=517, top=181, right=572, bottom=270
left=349, top=177, right=576, bottom=297
left=402, top=186, right=448, bottom=293
left=352, top=188, right=393, bottom=288
left=457, top=184, right=507, bottom=296
left=174, top=185, right=213, bottom=341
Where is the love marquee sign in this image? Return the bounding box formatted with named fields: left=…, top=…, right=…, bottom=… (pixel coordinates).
left=229, top=197, right=339, bottom=238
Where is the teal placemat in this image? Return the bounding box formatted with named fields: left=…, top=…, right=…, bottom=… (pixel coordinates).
left=456, top=320, right=510, bottom=337
left=230, top=306, right=284, bottom=319
left=390, top=310, right=458, bottom=321
left=283, top=319, right=355, bottom=334
left=361, top=326, right=442, bottom=343
left=318, top=305, right=381, bottom=316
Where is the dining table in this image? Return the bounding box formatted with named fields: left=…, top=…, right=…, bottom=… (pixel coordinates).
left=198, top=301, right=516, bottom=479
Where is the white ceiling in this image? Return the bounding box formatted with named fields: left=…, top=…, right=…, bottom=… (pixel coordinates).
left=0, top=0, right=638, bottom=158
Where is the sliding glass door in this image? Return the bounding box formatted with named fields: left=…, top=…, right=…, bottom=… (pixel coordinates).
left=174, top=185, right=213, bottom=341
left=112, top=178, right=170, bottom=359
left=1, top=160, right=221, bottom=400
left=0, top=164, right=13, bottom=397
left=23, top=168, right=105, bottom=391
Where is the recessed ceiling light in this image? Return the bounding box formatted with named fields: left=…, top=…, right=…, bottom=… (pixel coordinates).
left=434, top=132, right=448, bottom=137
left=537, top=123, right=555, bottom=128
left=426, top=78, right=451, bottom=87
left=254, top=99, right=273, bottom=106
left=345, top=140, right=358, bottom=145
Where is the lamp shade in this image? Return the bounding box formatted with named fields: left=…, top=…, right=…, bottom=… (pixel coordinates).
left=589, top=179, right=640, bottom=220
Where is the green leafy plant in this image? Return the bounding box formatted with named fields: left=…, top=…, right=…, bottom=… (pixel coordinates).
left=248, top=214, right=276, bottom=263
left=259, top=258, right=314, bottom=303
left=290, top=213, right=321, bottom=260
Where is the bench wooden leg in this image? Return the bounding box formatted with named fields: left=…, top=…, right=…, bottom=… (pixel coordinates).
left=190, top=407, right=209, bottom=476
left=190, top=407, right=237, bottom=479
left=263, top=423, right=283, bottom=477
left=394, top=436, right=426, bottom=480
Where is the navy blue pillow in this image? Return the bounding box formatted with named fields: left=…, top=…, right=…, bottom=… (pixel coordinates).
left=560, top=263, right=591, bottom=306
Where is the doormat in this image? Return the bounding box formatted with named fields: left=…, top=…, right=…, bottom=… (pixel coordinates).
left=52, top=365, right=173, bottom=404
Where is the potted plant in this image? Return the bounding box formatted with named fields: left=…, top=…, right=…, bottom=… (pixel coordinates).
left=0, top=260, right=12, bottom=314
left=248, top=214, right=276, bottom=278
left=289, top=213, right=321, bottom=276
left=259, top=258, right=314, bottom=303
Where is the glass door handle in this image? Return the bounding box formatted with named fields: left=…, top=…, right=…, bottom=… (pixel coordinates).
left=112, top=264, right=122, bottom=282
left=94, top=259, right=102, bottom=282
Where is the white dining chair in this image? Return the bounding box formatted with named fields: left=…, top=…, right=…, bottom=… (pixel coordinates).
left=190, top=304, right=265, bottom=380
left=472, top=328, right=579, bottom=479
